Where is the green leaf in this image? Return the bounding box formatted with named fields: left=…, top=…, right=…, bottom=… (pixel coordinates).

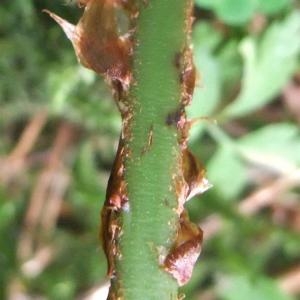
left=220, top=275, right=292, bottom=300
left=193, top=23, right=223, bottom=52
left=0, top=201, right=17, bottom=228
left=215, top=0, right=256, bottom=25
left=258, top=0, right=291, bottom=15
left=47, top=66, right=82, bottom=114
left=223, top=12, right=300, bottom=118
left=188, top=24, right=222, bottom=141
left=194, top=0, right=218, bottom=9
left=238, top=123, right=300, bottom=167
left=195, top=0, right=256, bottom=25
left=195, top=0, right=292, bottom=22
left=75, top=142, right=100, bottom=191
left=207, top=146, right=247, bottom=200
left=217, top=39, right=242, bottom=95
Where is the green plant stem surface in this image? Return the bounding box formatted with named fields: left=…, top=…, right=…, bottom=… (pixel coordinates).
left=114, top=0, right=189, bottom=299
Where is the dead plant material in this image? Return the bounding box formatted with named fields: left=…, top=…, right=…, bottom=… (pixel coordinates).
left=278, top=265, right=300, bottom=295
left=201, top=169, right=300, bottom=240
left=0, top=111, right=47, bottom=186
left=17, top=122, right=76, bottom=266
left=44, top=0, right=133, bottom=90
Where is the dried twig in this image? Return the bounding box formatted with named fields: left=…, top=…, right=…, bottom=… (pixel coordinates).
left=238, top=169, right=300, bottom=215
left=201, top=169, right=300, bottom=240
left=0, top=111, right=47, bottom=185
left=21, top=246, right=55, bottom=278
left=17, top=122, right=76, bottom=268
left=278, top=265, right=300, bottom=295
left=199, top=169, right=300, bottom=296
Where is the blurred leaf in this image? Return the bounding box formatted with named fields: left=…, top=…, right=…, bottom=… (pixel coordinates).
left=207, top=146, right=247, bottom=200
left=47, top=66, right=84, bottom=114
left=223, top=12, right=300, bottom=118
left=257, top=0, right=291, bottom=15
left=75, top=141, right=101, bottom=192
left=238, top=123, right=300, bottom=168
left=0, top=193, right=19, bottom=300
left=217, top=39, right=242, bottom=94
left=192, top=22, right=223, bottom=52
left=50, top=281, right=76, bottom=299
left=215, top=0, right=256, bottom=25
left=194, top=0, right=256, bottom=25
left=194, top=0, right=218, bottom=9
left=188, top=24, right=222, bottom=141
left=220, top=275, right=292, bottom=300
left=195, top=0, right=292, bottom=24
left=0, top=201, right=17, bottom=228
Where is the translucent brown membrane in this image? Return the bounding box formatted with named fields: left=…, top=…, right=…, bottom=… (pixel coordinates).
left=44, top=0, right=132, bottom=90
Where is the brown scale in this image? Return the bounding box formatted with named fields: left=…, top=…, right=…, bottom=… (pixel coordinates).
left=180, top=47, right=196, bottom=106
left=174, top=148, right=209, bottom=215
left=101, top=137, right=128, bottom=277
left=165, top=105, right=190, bottom=150
left=184, top=0, right=194, bottom=36
left=169, top=47, right=196, bottom=148
left=163, top=211, right=203, bottom=286
left=166, top=149, right=210, bottom=285
left=44, top=0, right=133, bottom=90
left=165, top=41, right=207, bottom=286
left=182, top=148, right=210, bottom=201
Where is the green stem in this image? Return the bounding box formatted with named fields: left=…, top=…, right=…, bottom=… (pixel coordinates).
left=45, top=0, right=200, bottom=298
left=109, top=0, right=192, bottom=299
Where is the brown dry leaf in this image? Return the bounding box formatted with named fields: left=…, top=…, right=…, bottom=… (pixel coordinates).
left=44, top=0, right=131, bottom=87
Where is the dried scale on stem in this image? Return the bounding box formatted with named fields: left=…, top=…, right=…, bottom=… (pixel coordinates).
left=46, top=0, right=211, bottom=299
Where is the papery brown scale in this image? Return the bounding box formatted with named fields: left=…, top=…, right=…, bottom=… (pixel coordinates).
left=76, top=0, right=131, bottom=82
left=164, top=211, right=203, bottom=286
left=77, top=36, right=130, bottom=80
left=183, top=149, right=206, bottom=200
left=180, top=48, right=196, bottom=106
left=45, top=0, right=132, bottom=89
left=182, top=64, right=196, bottom=104
left=101, top=137, right=128, bottom=277
left=101, top=207, right=121, bottom=276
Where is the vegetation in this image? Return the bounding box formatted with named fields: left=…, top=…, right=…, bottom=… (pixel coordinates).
left=1, top=0, right=300, bottom=299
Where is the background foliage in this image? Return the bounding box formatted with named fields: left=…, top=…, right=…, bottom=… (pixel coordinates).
left=1, top=0, right=300, bottom=299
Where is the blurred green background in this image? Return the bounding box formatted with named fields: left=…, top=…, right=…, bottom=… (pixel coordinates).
left=1, top=0, right=300, bottom=299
